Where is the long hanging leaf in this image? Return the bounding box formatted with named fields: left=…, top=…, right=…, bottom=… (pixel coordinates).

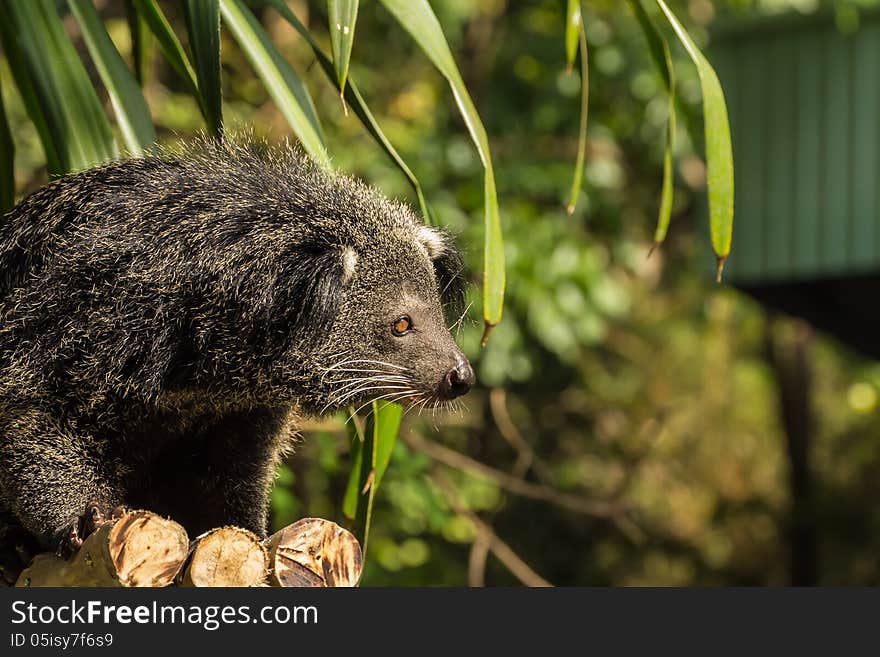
left=627, top=0, right=676, bottom=252
left=342, top=417, right=366, bottom=521
left=329, top=0, right=359, bottom=107
left=0, top=82, right=14, bottom=213
left=0, top=16, right=62, bottom=175
left=371, top=400, right=402, bottom=491
left=564, top=0, right=581, bottom=71
left=265, top=0, right=433, bottom=222
left=220, top=0, right=328, bottom=166
left=183, top=0, right=223, bottom=136
left=126, top=0, right=152, bottom=86
left=566, top=17, right=588, bottom=215
left=131, top=0, right=207, bottom=119
left=654, top=49, right=676, bottom=249
left=344, top=401, right=402, bottom=557
left=0, top=0, right=117, bottom=174
left=68, top=0, right=157, bottom=155
left=378, top=0, right=505, bottom=344
left=653, top=0, right=734, bottom=281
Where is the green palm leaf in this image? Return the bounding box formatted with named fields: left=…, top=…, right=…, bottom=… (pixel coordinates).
left=627, top=0, right=676, bottom=251
left=68, top=0, right=157, bottom=155
left=329, top=0, right=359, bottom=103
left=0, top=0, right=117, bottom=175
left=184, top=0, right=223, bottom=136
left=566, top=13, right=588, bottom=215
left=131, top=0, right=207, bottom=121
left=564, top=0, right=581, bottom=70
left=126, top=0, right=152, bottom=86
left=220, top=0, right=328, bottom=165
left=654, top=0, right=733, bottom=280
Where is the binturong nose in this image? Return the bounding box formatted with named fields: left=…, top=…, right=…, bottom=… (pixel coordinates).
left=442, top=359, right=475, bottom=400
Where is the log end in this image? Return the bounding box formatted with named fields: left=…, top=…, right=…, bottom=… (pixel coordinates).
left=107, top=510, right=189, bottom=587
left=266, top=518, right=362, bottom=587
left=183, top=526, right=268, bottom=587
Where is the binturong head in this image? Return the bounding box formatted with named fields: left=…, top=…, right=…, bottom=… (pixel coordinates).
left=309, top=218, right=475, bottom=416
left=251, top=147, right=475, bottom=416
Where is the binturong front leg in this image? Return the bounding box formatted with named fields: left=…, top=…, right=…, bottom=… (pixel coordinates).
left=0, top=406, right=127, bottom=555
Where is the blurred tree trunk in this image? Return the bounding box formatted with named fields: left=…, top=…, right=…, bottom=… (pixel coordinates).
left=765, top=316, right=815, bottom=586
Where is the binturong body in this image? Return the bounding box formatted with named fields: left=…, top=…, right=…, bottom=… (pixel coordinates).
left=0, top=140, right=474, bottom=552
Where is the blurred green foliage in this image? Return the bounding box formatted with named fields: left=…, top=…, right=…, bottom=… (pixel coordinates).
left=4, top=0, right=880, bottom=585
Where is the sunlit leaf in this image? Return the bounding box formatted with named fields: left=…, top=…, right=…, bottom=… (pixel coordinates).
left=220, top=0, right=328, bottom=166
left=371, top=400, right=402, bottom=490
left=340, top=401, right=401, bottom=557
left=0, top=0, right=117, bottom=175
left=566, top=21, right=588, bottom=215
left=68, top=0, right=157, bottom=155
left=266, top=0, right=433, bottom=222
left=342, top=416, right=366, bottom=520
left=564, top=0, right=581, bottom=70
left=126, top=0, right=152, bottom=86
left=131, top=0, right=206, bottom=118
left=378, top=0, right=505, bottom=342
left=183, top=0, right=223, bottom=136
left=655, top=49, right=676, bottom=248
left=654, top=0, right=734, bottom=280
left=0, top=83, right=14, bottom=213
left=328, top=0, right=359, bottom=103
left=627, top=0, right=676, bottom=249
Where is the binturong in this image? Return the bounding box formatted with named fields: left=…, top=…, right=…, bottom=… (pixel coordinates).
left=0, top=138, right=474, bottom=552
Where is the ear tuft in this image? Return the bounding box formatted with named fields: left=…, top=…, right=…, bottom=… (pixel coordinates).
left=341, top=247, right=358, bottom=284
left=420, top=227, right=466, bottom=321
left=415, top=225, right=447, bottom=260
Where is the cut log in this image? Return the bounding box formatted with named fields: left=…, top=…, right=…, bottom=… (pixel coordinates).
left=265, top=518, right=362, bottom=587
left=180, top=526, right=267, bottom=587
left=16, top=510, right=188, bottom=587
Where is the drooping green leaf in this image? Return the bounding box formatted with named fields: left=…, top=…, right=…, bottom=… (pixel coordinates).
left=126, top=0, right=152, bottom=86
left=68, top=0, right=157, bottom=155
left=183, top=0, right=223, bottom=136
left=265, top=0, right=433, bottom=222
left=654, top=47, right=677, bottom=248
left=371, top=400, right=402, bottom=490
left=627, top=0, right=676, bottom=249
left=344, top=401, right=402, bottom=557
left=654, top=0, right=734, bottom=280
left=564, top=0, right=581, bottom=70
left=328, top=0, right=359, bottom=102
left=378, top=0, right=505, bottom=342
left=342, top=416, right=366, bottom=520
left=0, top=0, right=117, bottom=175
left=131, top=0, right=206, bottom=117
left=566, top=19, right=588, bottom=215
left=0, top=82, right=14, bottom=213
left=628, top=0, right=670, bottom=90
left=220, top=0, right=328, bottom=166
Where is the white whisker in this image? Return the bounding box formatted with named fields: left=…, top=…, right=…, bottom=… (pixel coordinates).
left=331, top=384, right=410, bottom=407
left=448, top=300, right=474, bottom=335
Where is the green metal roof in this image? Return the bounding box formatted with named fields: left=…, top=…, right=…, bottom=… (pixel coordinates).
left=709, top=10, right=880, bottom=283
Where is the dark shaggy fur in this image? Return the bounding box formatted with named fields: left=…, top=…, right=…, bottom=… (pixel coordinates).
left=0, top=140, right=472, bottom=554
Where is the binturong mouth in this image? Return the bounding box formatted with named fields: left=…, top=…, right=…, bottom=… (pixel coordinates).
left=320, top=353, right=475, bottom=416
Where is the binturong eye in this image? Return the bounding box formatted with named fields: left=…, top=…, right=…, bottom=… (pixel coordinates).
left=391, top=315, right=413, bottom=336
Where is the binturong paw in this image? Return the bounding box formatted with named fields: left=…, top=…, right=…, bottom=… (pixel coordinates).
left=55, top=501, right=128, bottom=559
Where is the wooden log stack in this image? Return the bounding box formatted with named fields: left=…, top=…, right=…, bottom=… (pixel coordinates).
left=13, top=511, right=362, bottom=588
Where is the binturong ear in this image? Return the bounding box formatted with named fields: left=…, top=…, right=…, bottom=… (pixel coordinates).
left=416, top=225, right=467, bottom=321
left=274, top=243, right=357, bottom=345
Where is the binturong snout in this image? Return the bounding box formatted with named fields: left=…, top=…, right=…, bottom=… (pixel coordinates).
left=440, top=357, right=475, bottom=400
